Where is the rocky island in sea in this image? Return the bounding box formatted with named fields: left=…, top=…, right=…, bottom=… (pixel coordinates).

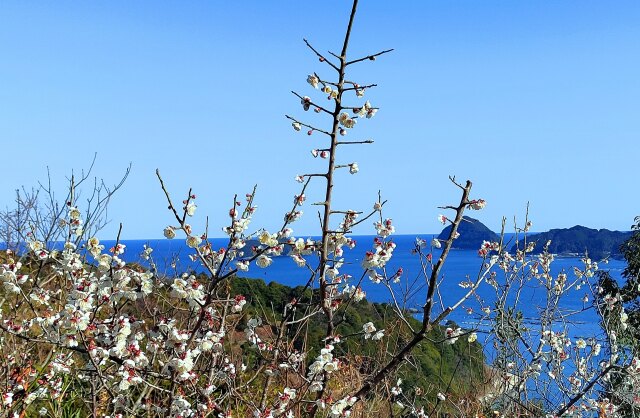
left=437, top=216, right=499, bottom=249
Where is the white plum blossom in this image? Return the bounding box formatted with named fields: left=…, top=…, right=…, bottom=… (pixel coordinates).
left=186, top=235, right=202, bottom=248
left=256, top=254, right=273, bottom=268
left=284, top=210, right=303, bottom=224
left=391, top=379, right=403, bottom=396
left=445, top=327, right=463, bottom=344
left=338, top=112, right=356, bottom=129
left=236, top=260, right=250, bottom=271
left=68, top=206, right=82, bottom=220
left=140, top=244, right=153, bottom=260
left=374, top=219, right=395, bottom=237
left=230, top=295, right=246, bottom=314
left=372, top=329, right=385, bottom=340
left=468, top=199, right=486, bottom=210
left=362, top=322, right=377, bottom=339
left=307, top=74, right=319, bottom=88
left=352, top=286, right=366, bottom=302
left=164, top=226, right=176, bottom=239
left=186, top=202, right=197, bottom=216
left=291, top=254, right=306, bottom=268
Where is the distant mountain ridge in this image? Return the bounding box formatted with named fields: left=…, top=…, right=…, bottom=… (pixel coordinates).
left=437, top=216, right=499, bottom=249
left=437, top=219, right=631, bottom=260
left=509, top=225, right=631, bottom=260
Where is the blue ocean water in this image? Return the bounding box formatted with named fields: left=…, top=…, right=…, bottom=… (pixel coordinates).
left=101, top=234, right=625, bottom=340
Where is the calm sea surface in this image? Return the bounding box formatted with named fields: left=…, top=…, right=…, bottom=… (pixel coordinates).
left=101, top=234, right=625, bottom=340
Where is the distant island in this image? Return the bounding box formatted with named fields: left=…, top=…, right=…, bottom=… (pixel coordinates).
left=509, top=225, right=631, bottom=260
left=437, top=219, right=631, bottom=260
left=437, top=216, right=499, bottom=249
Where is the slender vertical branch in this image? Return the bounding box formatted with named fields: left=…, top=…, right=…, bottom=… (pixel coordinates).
left=347, top=180, right=473, bottom=406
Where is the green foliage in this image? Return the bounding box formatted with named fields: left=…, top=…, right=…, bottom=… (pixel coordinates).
left=620, top=216, right=640, bottom=282
left=596, top=216, right=640, bottom=415
left=230, top=276, right=485, bottom=405
left=598, top=217, right=640, bottom=342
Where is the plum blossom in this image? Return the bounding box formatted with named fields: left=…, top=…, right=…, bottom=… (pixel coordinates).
left=352, top=286, right=366, bottom=302
left=478, top=240, right=499, bottom=257
left=338, top=112, right=356, bottom=129
left=307, top=74, right=319, bottom=88
left=301, top=96, right=311, bottom=111
left=391, top=379, right=403, bottom=396
left=372, top=329, right=385, bottom=340
left=232, top=295, right=246, bottom=313
left=294, top=193, right=306, bottom=205
left=445, top=327, right=463, bottom=344
left=258, top=230, right=279, bottom=247
left=284, top=210, right=303, bottom=224
left=362, top=322, right=377, bottom=339
left=256, top=254, right=273, bottom=268
left=236, top=260, right=249, bottom=271
left=186, top=202, right=197, bottom=216
left=3, top=392, right=13, bottom=407
left=330, top=396, right=357, bottom=417
left=140, top=244, right=153, bottom=260
left=186, top=235, right=202, bottom=248
left=468, top=199, right=486, bottom=210
left=164, top=226, right=176, bottom=239
left=374, top=218, right=395, bottom=237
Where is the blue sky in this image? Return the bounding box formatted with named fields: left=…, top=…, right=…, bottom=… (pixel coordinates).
left=1, top=1, right=639, bottom=239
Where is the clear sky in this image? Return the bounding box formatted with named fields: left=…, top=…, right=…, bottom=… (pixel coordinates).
left=1, top=1, right=639, bottom=239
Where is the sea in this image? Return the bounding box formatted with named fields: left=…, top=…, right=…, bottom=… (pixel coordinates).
left=98, top=233, right=626, bottom=343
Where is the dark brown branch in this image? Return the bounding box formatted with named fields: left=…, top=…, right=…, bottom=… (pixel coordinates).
left=290, top=90, right=333, bottom=115
left=343, top=83, right=378, bottom=91
left=554, top=363, right=621, bottom=416
left=336, top=139, right=374, bottom=145
left=304, top=38, right=339, bottom=71
left=347, top=180, right=473, bottom=407
left=346, top=48, right=394, bottom=66
left=285, top=115, right=332, bottom=136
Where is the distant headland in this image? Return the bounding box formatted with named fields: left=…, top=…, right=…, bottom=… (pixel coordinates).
left=509, top=225, right=631, bottom=260
left=437, top=217, right=631, bottom=260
